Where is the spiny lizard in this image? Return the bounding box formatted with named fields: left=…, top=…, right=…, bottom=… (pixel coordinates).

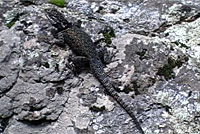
left=45, top=8, right=144, bottom=134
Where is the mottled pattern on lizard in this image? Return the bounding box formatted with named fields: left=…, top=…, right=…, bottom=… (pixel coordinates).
left=45, top=8, right=144, bottom=134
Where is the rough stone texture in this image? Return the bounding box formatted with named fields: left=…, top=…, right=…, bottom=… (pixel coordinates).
left=0, top=0, right=200, bottom=134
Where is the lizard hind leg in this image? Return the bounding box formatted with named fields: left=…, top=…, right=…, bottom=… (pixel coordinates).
left=52, top=31, right=66, bottom=48
left=68, top=56, right=90, bottom=74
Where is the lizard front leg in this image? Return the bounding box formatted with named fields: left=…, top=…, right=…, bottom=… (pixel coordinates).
left=51, top=31, right=65, bottom=47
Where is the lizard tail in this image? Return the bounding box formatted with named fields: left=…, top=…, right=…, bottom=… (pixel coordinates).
left=90, top=59, right=145, bottom=134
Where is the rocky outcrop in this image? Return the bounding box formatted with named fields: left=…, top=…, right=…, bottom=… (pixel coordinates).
left=0, top=0, right=200, bottom=134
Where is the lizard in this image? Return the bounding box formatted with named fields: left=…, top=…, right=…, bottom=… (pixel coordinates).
left=44, top=8, right=145, bottom=134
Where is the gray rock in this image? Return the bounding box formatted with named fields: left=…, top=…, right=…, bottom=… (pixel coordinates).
left=0, top=0, right=200, bottom=134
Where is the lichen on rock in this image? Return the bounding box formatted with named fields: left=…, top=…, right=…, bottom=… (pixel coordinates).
left=0, top=0, right=200, bottom=134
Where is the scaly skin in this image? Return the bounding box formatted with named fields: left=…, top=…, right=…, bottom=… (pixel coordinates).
left=45, top=8, right=144, bottom=134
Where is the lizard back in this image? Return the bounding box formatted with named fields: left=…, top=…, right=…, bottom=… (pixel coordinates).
left=61, top=27, right=97, bottom=58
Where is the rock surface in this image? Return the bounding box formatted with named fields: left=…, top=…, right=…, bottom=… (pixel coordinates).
left=0, top=0, right=200, bottom=134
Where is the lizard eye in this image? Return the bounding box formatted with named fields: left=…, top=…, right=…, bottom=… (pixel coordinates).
left=44, top=9, right=50, bottom=13
left=45, top=8, right=55, bottom=14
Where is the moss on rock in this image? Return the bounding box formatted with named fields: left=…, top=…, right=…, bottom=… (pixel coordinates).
left=48, top=0, right=65, bottom=8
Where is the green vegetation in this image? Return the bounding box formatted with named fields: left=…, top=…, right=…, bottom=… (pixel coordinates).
left=101, top=26, right=115, bottom=45
left=157, top=56, right=188, bottom=80
left=6, top=11, right=24, bottom=28
left=104, top=32, right=112, bottom=44
left=6, top=21, right=16, bottom=28
left=48, top=0, right=65, bottom=8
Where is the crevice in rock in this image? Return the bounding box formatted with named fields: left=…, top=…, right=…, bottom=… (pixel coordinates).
left=153, top=12, right=200, bottom=34
left=0, top=117, right=10, bottom=133
left=131, top=10, right=200, bottom=37
left=19, top=118, right=54, bottom=126
left=0, top=41, right=3, bottom=47
left=74, top=126, right=95, bottom=134
left=0, top=75, right=4, bottom=80
left=0, top=71, right=19, bottom=98
left=145, top=103, right=172, bottom=115
left=33, top=78, right=66, bottom=85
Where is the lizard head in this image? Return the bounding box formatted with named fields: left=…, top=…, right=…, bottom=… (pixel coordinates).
left=44, top=8, right=72, bottom=31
